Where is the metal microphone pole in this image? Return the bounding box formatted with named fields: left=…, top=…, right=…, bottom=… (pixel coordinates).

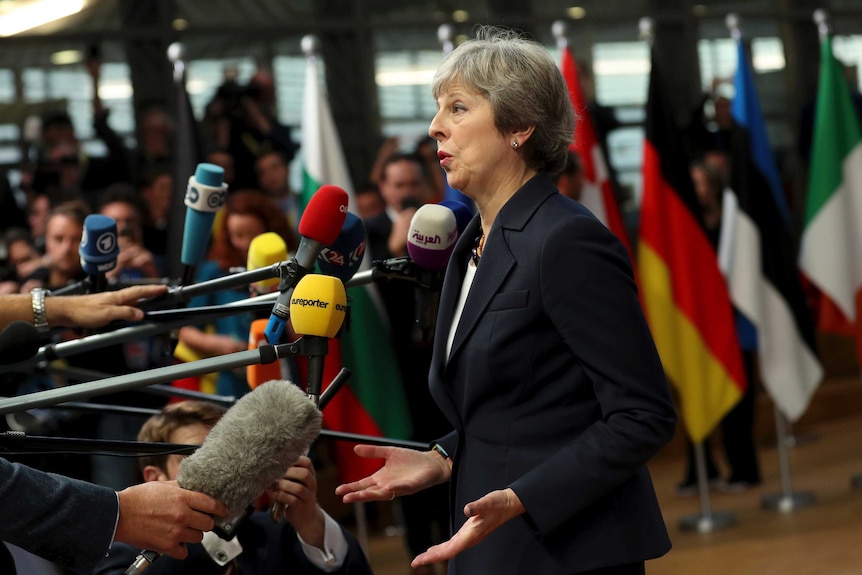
left=140, top=260, right=295, bottom=311
left=0, top=299, right=277, bottom=374
left=43, top=365, right=238, bottom=406
left=0, top=431, right=198, bottom=456
left=0, top=340, right=314, bottom=415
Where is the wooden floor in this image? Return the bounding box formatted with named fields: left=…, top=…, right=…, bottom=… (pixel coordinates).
left=325, top=373, right=862, bottom=575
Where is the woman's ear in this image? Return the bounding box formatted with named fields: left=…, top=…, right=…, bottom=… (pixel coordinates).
left=512, top=125, right=535, bottom=145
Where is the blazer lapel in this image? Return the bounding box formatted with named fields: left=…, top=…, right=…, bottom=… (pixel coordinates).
left=447, top=228, right=515, bottom=366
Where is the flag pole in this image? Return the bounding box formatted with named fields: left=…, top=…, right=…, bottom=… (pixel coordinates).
left=552, top=19, right=568, bottom=52
left=437, top=23, right=454, bottom=56
left=638, top=14, right=734, bottom=532
left=813, top=7, right=862, bottom=493
left=722, top=11, right=817, bottom=513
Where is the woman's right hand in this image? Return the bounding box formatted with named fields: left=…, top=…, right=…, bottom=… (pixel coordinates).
left=335, top=445, right=451, bottom=503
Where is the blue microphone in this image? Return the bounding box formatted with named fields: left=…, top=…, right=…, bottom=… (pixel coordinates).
left=316, top=212, right=366, bottom=284
left=79, top=214, right=119, bottom=294
left=439, top=199, right=474, bottom=235
left=180, top=163, right=228, bottom=285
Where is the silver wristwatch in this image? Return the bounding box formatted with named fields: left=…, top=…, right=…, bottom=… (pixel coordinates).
left=30, top=287, right=48, bottom=331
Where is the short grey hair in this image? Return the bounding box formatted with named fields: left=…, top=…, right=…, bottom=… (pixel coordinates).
left=431, top=26, right=575, bottom=175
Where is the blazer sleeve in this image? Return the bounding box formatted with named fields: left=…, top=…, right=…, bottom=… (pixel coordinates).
left=0, top=458, right=118, bottom=574
left=509, top=215, right=677, bottom=535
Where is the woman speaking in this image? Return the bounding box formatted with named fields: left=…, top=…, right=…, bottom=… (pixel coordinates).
left=337, top=26, right=677, bottom=575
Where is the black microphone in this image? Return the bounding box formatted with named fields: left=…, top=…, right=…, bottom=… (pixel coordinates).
left=125, top=379, right=322, bottom=574
left=0, top=322, right=41, bottom=365
left=406, top=204, right=458, bottom=343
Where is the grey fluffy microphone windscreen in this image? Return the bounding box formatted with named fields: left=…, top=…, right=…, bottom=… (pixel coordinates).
left=177, top=379, right=322, bottom=522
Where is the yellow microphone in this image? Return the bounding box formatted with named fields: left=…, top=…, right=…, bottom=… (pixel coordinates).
left=289, top=274, right=347, bottom=404
left=289, top=274, right=347, bottom=340
left=247, top=232, right=288, bottom=295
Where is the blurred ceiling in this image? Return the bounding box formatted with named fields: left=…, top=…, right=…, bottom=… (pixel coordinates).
left=0, top=0, right=859, bottom=69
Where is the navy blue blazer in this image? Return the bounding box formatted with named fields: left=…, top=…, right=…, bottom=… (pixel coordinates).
left=429, top=173, right=677, bottom=574
left=0, top=458, right=117, bottom=574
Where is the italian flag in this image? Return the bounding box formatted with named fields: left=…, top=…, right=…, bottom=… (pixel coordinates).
left=800, top=34, right=862, bottom=355
left=300, top=46, right=412, bottom=483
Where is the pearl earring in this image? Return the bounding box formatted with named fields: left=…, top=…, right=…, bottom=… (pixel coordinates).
left=512, top=141, right=519, bottom=149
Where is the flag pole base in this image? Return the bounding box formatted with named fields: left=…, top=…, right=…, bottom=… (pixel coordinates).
left=678, top=511, right=736, bottom=533
left=761, top=491, right=815, bottom=513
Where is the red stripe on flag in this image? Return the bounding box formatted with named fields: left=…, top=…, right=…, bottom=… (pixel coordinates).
left=561, top=47, right=635, bottom=266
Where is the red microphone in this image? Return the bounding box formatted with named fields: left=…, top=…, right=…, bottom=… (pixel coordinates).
left=264, top=185, right=348, bottom=344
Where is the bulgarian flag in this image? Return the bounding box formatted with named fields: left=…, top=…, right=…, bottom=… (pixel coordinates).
left=300, top=41, right=412, bottom=483
left=560, top=46, right=635, bottom=267
left=800, top=33, right=862, bottom=360
left=638, top=49, right=746, bottom=443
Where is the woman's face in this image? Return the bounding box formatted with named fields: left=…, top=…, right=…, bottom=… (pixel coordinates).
left=429, top=81, right=511, bottom=196
left=226, top=212, right=267, bottom=260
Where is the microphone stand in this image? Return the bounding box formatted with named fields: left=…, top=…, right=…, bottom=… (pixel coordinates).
left=346, top=256, right=422, bottom=288
left=140, top=259, right=300, bottom=311
left=0, top=429, right=428, bottom=457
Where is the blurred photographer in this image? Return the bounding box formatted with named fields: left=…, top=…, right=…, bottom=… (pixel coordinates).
left=203, top=69, right=298, bottom=189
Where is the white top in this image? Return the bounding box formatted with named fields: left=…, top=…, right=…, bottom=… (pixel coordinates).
left=446, top=257, right=478, bottom=362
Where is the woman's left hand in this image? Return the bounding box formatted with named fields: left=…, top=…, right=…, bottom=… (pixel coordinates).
left=410, top=487, right=526, bottom=567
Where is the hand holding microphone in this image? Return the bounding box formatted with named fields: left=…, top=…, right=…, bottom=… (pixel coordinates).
left=126, top=379, right=322, bottom=574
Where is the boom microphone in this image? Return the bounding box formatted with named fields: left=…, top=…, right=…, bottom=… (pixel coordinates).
left=180, top=163, right=228, bottom=285
left=264, top=185, right=348, bottom=345
left=406, top=204, right=458, bottom=342
left=289, top=274, right=347, bottom=405
left=126, top=380, right=322, bottom=574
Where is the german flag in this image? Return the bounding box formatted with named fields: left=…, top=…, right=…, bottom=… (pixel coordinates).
left=637, top=50, right=745, bottom=443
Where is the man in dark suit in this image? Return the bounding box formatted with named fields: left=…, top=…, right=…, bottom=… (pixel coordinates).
left=0, top=284, right=226, bottom=575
